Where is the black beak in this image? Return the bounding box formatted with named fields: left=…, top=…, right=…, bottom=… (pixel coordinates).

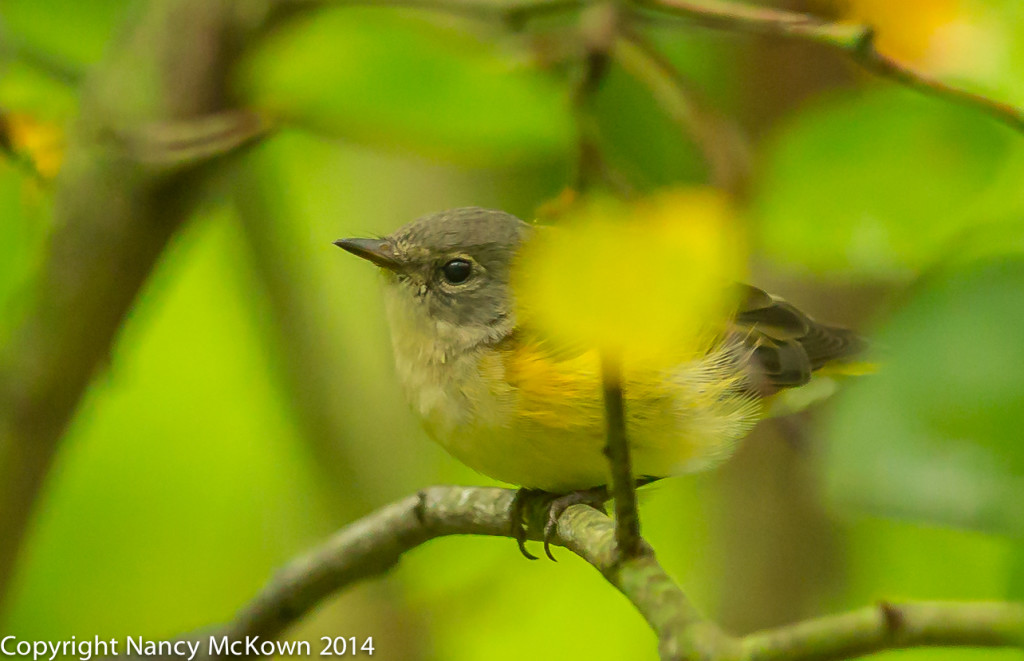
left=334, top=238, right=404, bottom=271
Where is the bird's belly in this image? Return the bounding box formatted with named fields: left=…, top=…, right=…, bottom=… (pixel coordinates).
left=403, top=345, right=762, bottom=492
left=428, top=396, right=754, bottom=492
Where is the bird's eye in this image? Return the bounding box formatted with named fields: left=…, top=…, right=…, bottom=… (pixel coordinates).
left=441, top=258, right=473, bottom=284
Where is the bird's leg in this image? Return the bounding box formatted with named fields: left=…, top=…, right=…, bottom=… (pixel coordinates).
left=510, top=486, right=610, bottom=561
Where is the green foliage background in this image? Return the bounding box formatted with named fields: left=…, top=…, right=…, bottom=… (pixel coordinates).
left=2, top=1, right=1024, bottom=659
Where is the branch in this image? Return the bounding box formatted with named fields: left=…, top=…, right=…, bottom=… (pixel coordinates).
left=633, top=0, right=1024, bottom=133
left=742, top=601, right=1024, bottom=661
left=212, top=486, right=730, bottom=661
left=568, top=3, right=617, bottom=193
left=231, top=151, right=383, bottom=514
left=273, top=0, right=582, bottom=25
left=170, top=486, right=1022, bottom=661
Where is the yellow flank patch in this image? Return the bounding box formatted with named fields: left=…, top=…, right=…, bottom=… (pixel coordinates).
left=496, top=340, right=604, bottom=431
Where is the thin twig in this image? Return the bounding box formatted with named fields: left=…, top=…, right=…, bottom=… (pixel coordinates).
left=633, top=0, right=869, bottom=46
left=614, top=29, right=750, bottom=196
left=277, top=0, right=583, bottom=24
left=599, top=353, right=644, bottom=558
left=634, top=0, right=1024, bottom=133
left=568, top=2, right=632, bottom=195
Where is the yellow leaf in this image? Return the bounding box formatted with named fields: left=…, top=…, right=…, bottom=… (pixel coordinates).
left=839, top=0, right=970, bottom=68
left=514, top=188, right=747, bottom=367
left=1, top=112, right=65, bottom=179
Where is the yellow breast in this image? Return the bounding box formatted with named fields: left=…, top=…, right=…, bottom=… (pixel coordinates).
left=403, top=334, right=762, bottom=492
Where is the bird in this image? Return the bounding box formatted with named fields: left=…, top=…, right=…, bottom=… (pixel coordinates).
left=336, top=206, right=865, bottom=558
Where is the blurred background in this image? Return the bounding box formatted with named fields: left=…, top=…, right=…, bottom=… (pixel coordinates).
left=1, top=0, right=1023, bottom=659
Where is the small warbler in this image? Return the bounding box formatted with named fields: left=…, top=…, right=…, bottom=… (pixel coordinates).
left=337, top=207, right=863, bottom=551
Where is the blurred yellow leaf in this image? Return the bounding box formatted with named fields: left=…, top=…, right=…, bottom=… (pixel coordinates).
left=1, top=112, right=65, bottom=179
left=513, top=188, right=746, bottom=366
left=839, top=0, right=997, bottom=76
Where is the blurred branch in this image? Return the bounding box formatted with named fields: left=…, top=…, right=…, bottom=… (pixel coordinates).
left=275, top=0, right=582, bottom=25
left=232, top=154, right=379, bottom=515
left=281, top=0, right=1024, bottom=133
left=0, top=0, right=272, bottom=614
left=633, top=0, right=1024, bottom=134
left=614, top=30, right=750, bottom=196
left=568, top=15, right=609, bottom=191
left=742, top=601, right=1024, bottom=661
left=566, top=2, right=621, bottom=194
left=166, top=486, right=1024, bottom=661
left=537, top=2, right=632, bottom=217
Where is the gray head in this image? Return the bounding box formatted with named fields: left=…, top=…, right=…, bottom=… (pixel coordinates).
left=336, top=207, right=532, bottom=352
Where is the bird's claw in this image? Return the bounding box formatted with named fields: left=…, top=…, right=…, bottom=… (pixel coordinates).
left=510, top=488, right=540, bottom=560
left=511, top=486, right=609, bottom=561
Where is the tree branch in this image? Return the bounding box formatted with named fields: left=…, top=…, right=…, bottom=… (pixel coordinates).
left=742, top=600, right=1024, bottom=661
left=206, top=486, right=734, bottom=661
left=633, top=0, right=1024, bottom=133
left=174, top=486, right=1022, bottom=661
left=568, top=2, right=618, bottom=193
left=274, top=0, right=582, bottom=25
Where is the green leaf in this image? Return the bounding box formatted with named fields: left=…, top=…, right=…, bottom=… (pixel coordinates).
left=753, top=88, right=1017, bottom=279
left=824, top=255, right=1024, bottom=535
left=0, top=0, right=129, bottom=69
left=0, top=62, right=78, bottom=120
left=591, top=28, right=741, bottom=190
left=237, top=9, right=572, bottom=166
left=1010, top=545, right=1024, bottom=602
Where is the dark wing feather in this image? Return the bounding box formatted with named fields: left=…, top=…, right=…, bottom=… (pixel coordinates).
left=731, top=284, right=865, bottom=389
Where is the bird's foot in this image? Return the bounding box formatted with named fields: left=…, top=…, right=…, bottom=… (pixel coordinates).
left=510, top=486, right=609, bottom=561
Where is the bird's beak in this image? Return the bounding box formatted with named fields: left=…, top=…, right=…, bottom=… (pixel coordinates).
left=333, top=238, right=404, bottom=272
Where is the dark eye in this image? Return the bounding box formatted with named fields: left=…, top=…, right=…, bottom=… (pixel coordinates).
left=441, top=258, right=473, bottom=284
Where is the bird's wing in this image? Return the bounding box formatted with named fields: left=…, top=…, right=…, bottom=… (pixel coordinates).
left=730, top=284, right=866, bottom=389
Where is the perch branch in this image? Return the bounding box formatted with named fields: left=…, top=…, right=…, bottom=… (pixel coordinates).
left=634, top=0, right=1024, bottom=133
left=208, top=486, right=733, bottom=661
left=182, top=486, right=1023, bottom=661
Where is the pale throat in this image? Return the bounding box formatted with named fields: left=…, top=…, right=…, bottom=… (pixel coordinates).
left=381, top=282, right=506, bottom=432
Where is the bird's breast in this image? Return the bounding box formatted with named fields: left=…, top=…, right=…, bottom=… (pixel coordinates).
left=388, top=327, right=762, bottom=491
